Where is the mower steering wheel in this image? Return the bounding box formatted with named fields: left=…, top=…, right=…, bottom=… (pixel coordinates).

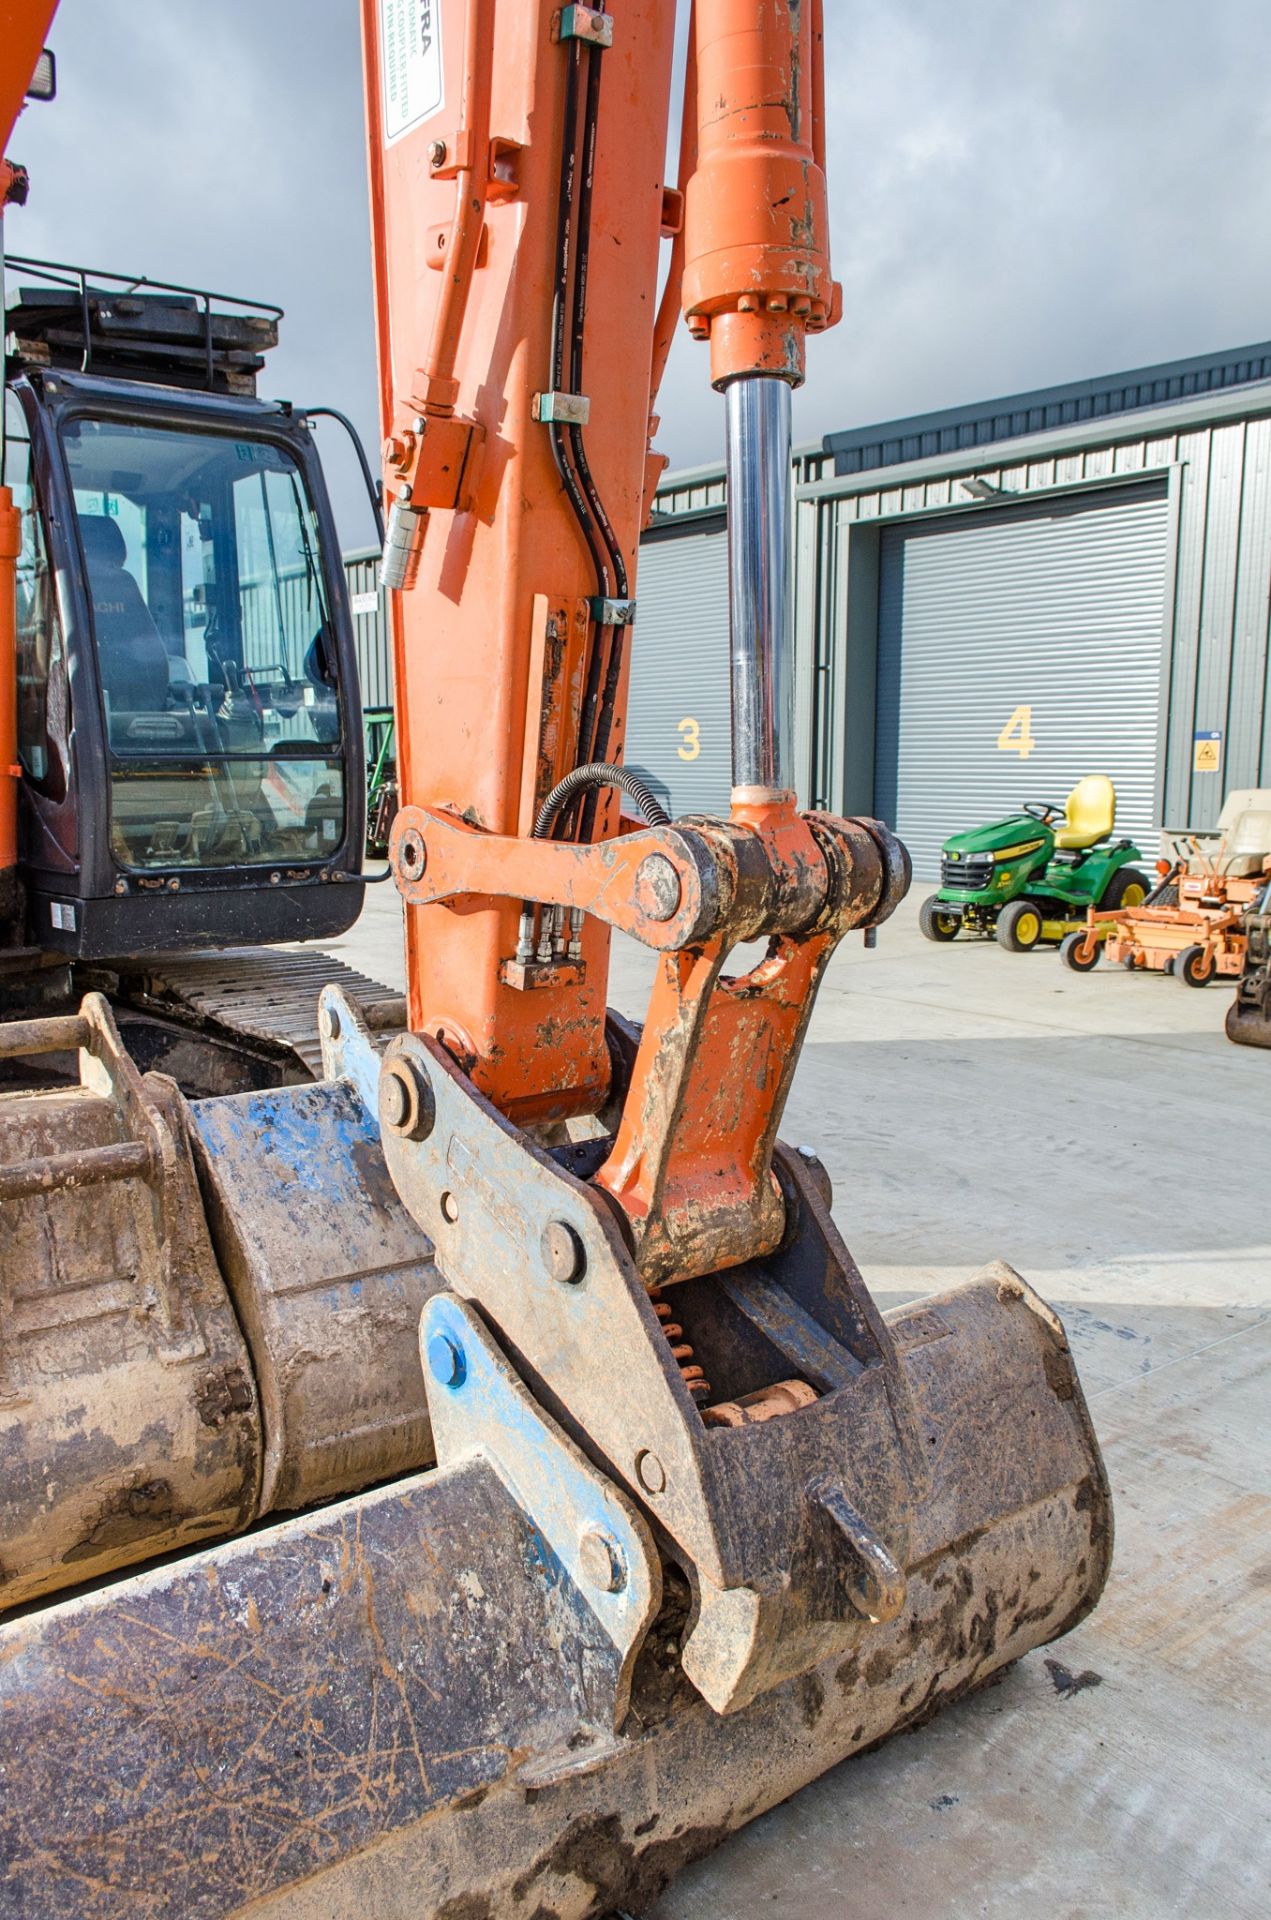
left=1024, top=801, right=1062, bottom=824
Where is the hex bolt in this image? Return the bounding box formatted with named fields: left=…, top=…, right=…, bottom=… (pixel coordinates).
left=428, top=139, right=447, bottom=168
left=540, top=1219, right=585, bottom=1284
left=633, top=852, right=682, bottom=922
left=579, top=1528, right=627, bottom=1594
left=794, top=1141, right=833, bottom=1209
left=380, top=1058, right=436, bottom=1142
left=635, top=1448, right=667, bottom=1495
left=427, top=1331, right=466, bottom=1388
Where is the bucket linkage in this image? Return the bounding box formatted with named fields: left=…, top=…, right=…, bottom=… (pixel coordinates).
left=0, top=985, right=1112, bottom=1919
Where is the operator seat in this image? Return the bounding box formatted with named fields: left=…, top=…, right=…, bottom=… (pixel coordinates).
left=78, top=513, right=170, bottom=714
left=1054, top=774, right=1117, bottom=851
left=1217, top=789, right=1271, bottom=877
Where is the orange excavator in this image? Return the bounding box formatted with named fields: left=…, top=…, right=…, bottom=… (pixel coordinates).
left=0, top=5, right=1112, bottom=1916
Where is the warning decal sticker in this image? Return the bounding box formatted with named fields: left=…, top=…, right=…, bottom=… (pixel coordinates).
left=381, top=0, right=444, bottom=145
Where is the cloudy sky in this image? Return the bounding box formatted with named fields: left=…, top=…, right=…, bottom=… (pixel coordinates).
left=9, top=0, right=1271, bottom=541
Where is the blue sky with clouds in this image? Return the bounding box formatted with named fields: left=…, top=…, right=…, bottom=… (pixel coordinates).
left=9, top=0, right=1271, bottom=537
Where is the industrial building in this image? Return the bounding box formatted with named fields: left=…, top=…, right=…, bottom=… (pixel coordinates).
left=627, top=342, right=1271, bottom=877
left=344, top=338, right=1271, bottom=878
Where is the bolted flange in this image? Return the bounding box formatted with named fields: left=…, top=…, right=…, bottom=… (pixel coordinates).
left=633, top=852, right=682, bottom=922
left=540, top=1219, right=586, bottom=1285
left=578, top=1527, right=628, bottom=1593
left=427, top=1331, right=467, bottom=1388
left=380, top=1057, right=436, bottom=1142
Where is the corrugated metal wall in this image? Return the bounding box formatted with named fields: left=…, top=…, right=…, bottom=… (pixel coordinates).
left=875, top=485, right=1169, bottom=877
left=343, top=546, right=394, bottom=709
left=342, top=382, right=1271, bottom=840
left=802, top=387, right=1271, bottom=833
left=824, top=345, right=1271, bottom=477
left=624, top=527, right=733, bottom=816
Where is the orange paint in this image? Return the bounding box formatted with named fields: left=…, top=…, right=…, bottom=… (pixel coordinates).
left=0, top=2, right=59, bottom=160
left=362, top=0, right=678, bottom=1121
left=3, top=3, right=63, bottom=886
left=682, top=0, right=839, bottom=387
left=360, top=0, right=844, bottom=1179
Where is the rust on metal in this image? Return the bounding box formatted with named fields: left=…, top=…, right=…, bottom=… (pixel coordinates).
left=0, top=1261, right=1111, bottom=1920
left=701, top=1377, right=818, bottom=1427
left=189, top=1071, right=440, bottom=1516
left=0, top=986, right=440, bottom=1614
left=0, top=995, right=262, bottom=1611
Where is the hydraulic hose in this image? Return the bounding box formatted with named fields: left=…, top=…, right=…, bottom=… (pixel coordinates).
left=548, top=39, right=609, bottom=598
left=533, top=763, right=669, bottom=839
left=568, top=37, right=627, bottom=601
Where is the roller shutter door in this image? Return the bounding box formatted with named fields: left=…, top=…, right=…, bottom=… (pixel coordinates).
left=875, top=483, right=1169, bottom=879
left=625, top=526, right=732, bottom=818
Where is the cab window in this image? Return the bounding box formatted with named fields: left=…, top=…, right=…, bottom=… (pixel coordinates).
left=60, top=415, right=344, bottom=871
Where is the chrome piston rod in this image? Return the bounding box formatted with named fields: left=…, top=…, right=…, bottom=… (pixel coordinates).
left=724, top=374, right=794, bottom=795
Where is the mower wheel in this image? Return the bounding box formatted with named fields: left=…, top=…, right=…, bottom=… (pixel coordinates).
left=1100, top=866, right=1151, bottom=911
left=1060, top=930, right=1101, bottom=972
left=997, top=899, right=1044, bottom=952
left=1176, top=943, right=1215, bottom=988
left=919, top=896, right=961, bottom=943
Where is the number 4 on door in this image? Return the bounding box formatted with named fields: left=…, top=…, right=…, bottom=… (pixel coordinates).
left=997, top=705, right=1035, bottom=759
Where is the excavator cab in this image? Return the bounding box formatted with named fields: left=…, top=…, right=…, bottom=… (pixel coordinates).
left=2, top=261, right=366, bottom=959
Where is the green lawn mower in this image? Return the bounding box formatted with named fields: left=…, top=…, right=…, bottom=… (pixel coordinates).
left=919, top=774, right=1150, bottom=952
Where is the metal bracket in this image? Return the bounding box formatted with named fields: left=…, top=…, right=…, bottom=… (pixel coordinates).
left=555, top=5, right=614, bottom=48
left=533, top=389, right=591, bottom=425
left=317, top=982, right=383, bottom=1112
left=378, top=1029, right=924, bottom=1714
left=590, top=595, right=636, bottom=625
left=421, top=1291, right=660, bottom=1724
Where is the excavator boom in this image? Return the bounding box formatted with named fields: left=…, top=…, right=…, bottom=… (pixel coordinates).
left=0, top=5, right=1112, bottom=1915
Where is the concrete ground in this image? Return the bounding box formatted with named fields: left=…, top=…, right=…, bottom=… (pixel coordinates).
left=327, top=887, right=1271, bottom=1920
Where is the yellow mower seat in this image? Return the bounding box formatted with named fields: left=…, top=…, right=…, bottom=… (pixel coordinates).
left=1055, top=774, right=1116, bottom=850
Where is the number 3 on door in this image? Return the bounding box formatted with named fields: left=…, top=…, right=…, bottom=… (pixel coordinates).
left=677, top=716, right=701, bottom=762
left=997, top=705, right=1035, bottom=759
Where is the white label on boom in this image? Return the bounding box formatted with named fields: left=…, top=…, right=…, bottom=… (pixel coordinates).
left=381, top=0, right=444, bottom=145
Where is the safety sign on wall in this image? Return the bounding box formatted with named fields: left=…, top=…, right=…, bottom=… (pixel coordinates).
left=1193, top=730, right=1222, bottom=774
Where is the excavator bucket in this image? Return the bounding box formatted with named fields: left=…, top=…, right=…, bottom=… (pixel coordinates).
left=0, top=990, right=1111, bottom=1918
left=0, top=994, right=438, bottom=1616
left=0, top=1271, right=1108, bottom=1918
